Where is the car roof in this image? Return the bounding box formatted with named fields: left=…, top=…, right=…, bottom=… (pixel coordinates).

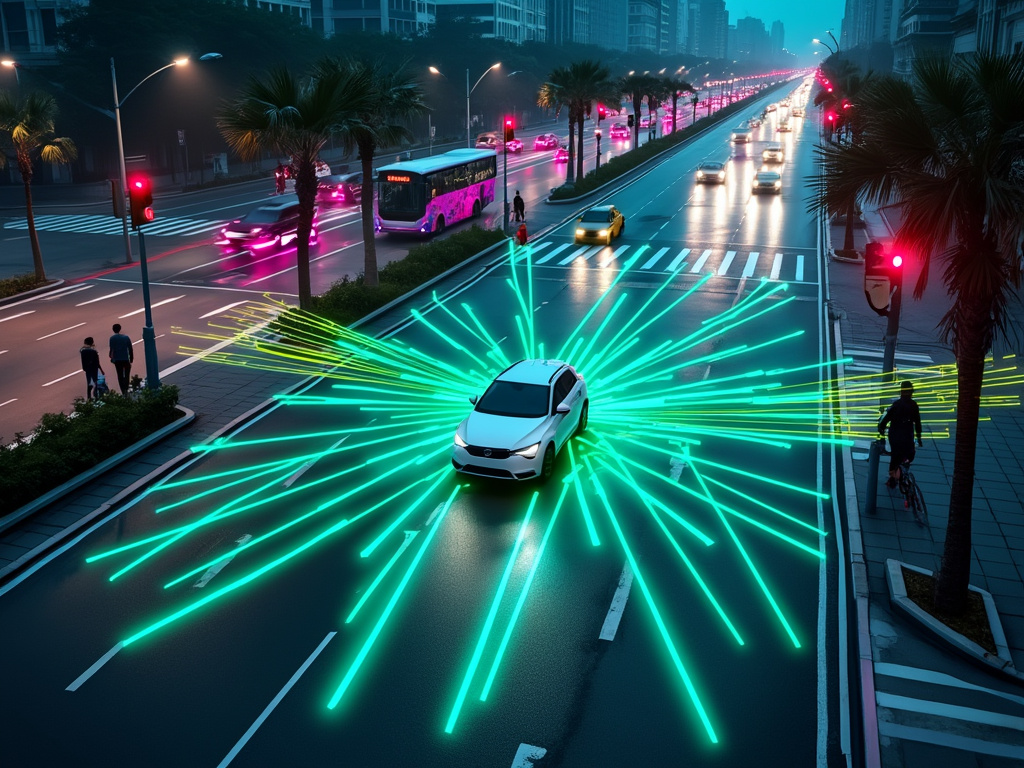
left=765, top=144, right=783, bottom=150
left=584, top=205, right=615, bottom=213
left=322, top=173, right=359, bottom=183
left=699, top=161, right=724, bottom=167
left=252, top=195, right=301, bottom=211
left=756, top=170, right=781, bottom=178
left=497, top=359, right=568, bottom=385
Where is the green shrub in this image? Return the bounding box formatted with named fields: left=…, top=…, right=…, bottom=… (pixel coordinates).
left=0, top=274, right=49, bottom=300
left=311, top=225, right=506, bottom=326
left=0, top=386, right=182, bottom=515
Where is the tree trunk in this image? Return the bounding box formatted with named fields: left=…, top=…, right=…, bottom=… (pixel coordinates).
left=933, top=311, right=988, bottom=615
left=293, top=158, right=317, bottom=311
left=359, top=150, right=379, bottom=287
left=575, top=116, right=585, bottom=182
left=18, top=156, right=45, bottom=282
left=565, top=117, right=576, bottom=185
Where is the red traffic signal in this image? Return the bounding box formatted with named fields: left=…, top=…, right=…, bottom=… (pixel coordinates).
left=864, top=242, right=902, bottom=315
left=826, top=111, right=836, bottom=123
left=127, top=174, right=155, bottom=229
left=597, top=104, right=607, bottom=119
left=503, top=117, right=515, bottom=143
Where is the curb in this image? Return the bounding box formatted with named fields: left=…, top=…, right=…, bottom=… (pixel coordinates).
left=0, top=279, right=66, bottom=307
left=886, top=559, right=1024, bottom=685
left=0, top=404, right=195, bottom=536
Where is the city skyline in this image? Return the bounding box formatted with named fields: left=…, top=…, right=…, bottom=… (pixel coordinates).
left=726, top=0, right=845, bottom=63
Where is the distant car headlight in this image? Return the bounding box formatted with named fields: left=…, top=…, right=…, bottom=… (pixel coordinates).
left=454, top=433, right=467, bottom=448
left=696, top=171, right=705, bottom=178
left=576, top=228, right=586, bottom=236
left=774, top=180, right=782, bottom=188
left=514, top=442, right=540, bottom=458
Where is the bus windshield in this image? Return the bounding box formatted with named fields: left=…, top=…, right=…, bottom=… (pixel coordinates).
left=378, top=177, right=425, bottom=221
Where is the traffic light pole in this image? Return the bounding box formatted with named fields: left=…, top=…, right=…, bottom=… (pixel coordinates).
left=137, top=229, right=160, bottom=390
left=865, top=265, right=903, bottom=515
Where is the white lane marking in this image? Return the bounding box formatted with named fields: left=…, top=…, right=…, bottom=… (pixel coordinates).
left=689, top=249, right=712, bottom=273
left=526, top=241, right=552, bottom=255
left=741, top=251, right=760, bottom=278
left=194, top=534, right=254, bottom=588
left=282, top=435, right=349, bottom=487
left=717, top=250, right=737, bottom=275
left=118, top=295, right=186, bottom=318
left=66, top=642, right=124, bottom=691
left=0, top=350, right=6, bottom=354
left=0, top=398, right=16, bottom=408
left=36, top=322, right=86, bottom=341
left=640, top=246, right=669, bottom=270
left=876, top=692, right=1024, bottom=730
left=511, top=743, right=547, bottom=768
left=558, top=245, right=594, bottom=266
left=770, top=253, right=783, bottom=280
left=876, top=721, right=1024, bottom=759
left=669, top=456, right=687, bottom=481
left=874, top=662, right=1024, bottom=707
left=42, top=370, right=81, bottom=387
left=0, top=311, right=35, bottom=323
left=665, top=247, right=691, bottom=272
left=199, top=301, right=249, bottom=320
left=425, top=502, right=445, bottom=528
left=599, top=562, right=633, bottom=641
left=77, top=288, right=133, bottom=306
left=216, top=632, right=337, bottom=768
left=796, top=253, right=805, bottom=281
left=42, top=284, right=93, bottom=300
left=599, top=244, right=630, bottom=268
left=535, top=242, right=571, bottom=264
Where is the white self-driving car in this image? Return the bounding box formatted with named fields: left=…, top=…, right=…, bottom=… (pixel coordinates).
left=452, top=360, right=588, bottom=481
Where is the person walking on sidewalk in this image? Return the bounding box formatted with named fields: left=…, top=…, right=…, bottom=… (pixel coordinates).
left=513, top=191, right=525, bottom=222
left=108, top=323, right=134, bottom=396
left=79, top=337, right=104, bottom=400
left=878, top=380, right=923, bottom=488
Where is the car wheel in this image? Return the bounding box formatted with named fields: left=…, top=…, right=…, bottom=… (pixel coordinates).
left=434, top=216, right=445, bottom=236
left=576, top=401, right=589, bottom=435
left=472, top=201, right=481, bottom=218
left=540, top=444, right=555, bottom=481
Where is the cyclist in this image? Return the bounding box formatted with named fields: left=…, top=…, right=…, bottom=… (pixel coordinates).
left=878, top=380, right=923, bottom=488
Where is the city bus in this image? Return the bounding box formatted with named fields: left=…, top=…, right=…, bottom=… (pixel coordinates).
left=374, top=148, right=497, bottom=236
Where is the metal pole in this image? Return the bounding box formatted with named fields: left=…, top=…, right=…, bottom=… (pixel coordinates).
left=111, top=58, right=133, bottom=263
left=502, top=143, right=509, bottom=234
left=466, top=68, right=471, bottom=148
left=866, top=267, right=903, bottom=512
left=595, top=132, right=601, bottom=170
left=137, top=229, right=160, bottom=389
left=428, top=114, right=433, bottom=156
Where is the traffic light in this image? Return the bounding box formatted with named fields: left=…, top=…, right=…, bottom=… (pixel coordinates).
left=597, top=104, right=606, bottom=121
left=864, top=241, right=896, bottom=315
left=128, top=174, right=155, bottom=229
left=503, top=117, right=515, bottom=143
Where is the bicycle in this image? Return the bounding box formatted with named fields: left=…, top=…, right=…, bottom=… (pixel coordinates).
left=877, top=440, right=928, bottom=526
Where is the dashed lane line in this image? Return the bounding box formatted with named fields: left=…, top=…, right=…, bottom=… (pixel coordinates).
left=0, top=311, right=35, bottom=323
left=36, top=322, right=86, bottom=341
left=199, top=301, right=249, bottom=320
left=77, top=288, right=133, bottom=306
left=66, top=642, right=124, bottom=691
left=194, top=535, right=254, bottom=588
left=118, top=295, right=186, bottom=318
left=599, top=562, right=634, bottom=641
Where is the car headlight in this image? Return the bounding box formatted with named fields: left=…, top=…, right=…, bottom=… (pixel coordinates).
left=576, top=228, right=586, bottom=236
left=718, top=172, right=725, bottom=179
left=774, top=180, right=782, bottom=188
left=454, top=433, right=467, bottom=448
left=598, top=229, right=608, bottom=237
left=250, top=227, right=263, bottom=234
left=696, top=171, right=705, bottom=178
left=514, top=442, right=540, bottom=458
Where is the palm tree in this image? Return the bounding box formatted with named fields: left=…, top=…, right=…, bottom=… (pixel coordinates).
left=620, top=73, right=658, bottom=148
left=661, top=76, right=694, bottom=135
left=0, top=90, right=77, bottom=282
left=218, top=64, right=370, bottom=309
left=811, top=53, right=1024, bottom=615
left=539, top=61, right=615, bottom=185
left=538, top=68, right=578, bottom=184
left=313, top=57, right=427, bottom=287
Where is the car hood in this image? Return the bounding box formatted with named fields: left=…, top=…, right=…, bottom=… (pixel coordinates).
left=462, top=411, right=548, bottom=449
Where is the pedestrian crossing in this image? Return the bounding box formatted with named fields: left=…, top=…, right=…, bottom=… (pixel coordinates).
left=522, top=239, right=817, bottom=283
left=3, top=214, right=224, bottom=237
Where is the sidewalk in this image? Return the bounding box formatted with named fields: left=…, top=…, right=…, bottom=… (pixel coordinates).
left=827, top=215, right=1024, bottom=766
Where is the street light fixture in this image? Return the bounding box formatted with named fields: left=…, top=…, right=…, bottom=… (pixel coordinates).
left=1, top=58, right=19, bottom=85
left=826, top=29, right=841, bottom=52
left=431, top=63, right=501, bottom=148
left=812, top=38, right=837, bottom=55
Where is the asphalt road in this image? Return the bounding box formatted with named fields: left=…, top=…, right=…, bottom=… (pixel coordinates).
left=0, top=79, right=849, bottom=767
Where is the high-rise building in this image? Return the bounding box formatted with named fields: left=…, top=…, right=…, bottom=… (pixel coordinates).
left=547, top=0, right=588, bottom=45
left=770, top=20, right=785, bottom=58
left=627, top=0, right=659, bottom=51
left=311, top=0, right=434, bottom=36
left=891, top=0, right=957, bottom=77
left=687, top=0, right=727, bottom=57
left=244, top=0, right=310, bottom=25
left=1, top=0, right=85, bottom=65
left=432, top=0, right=546, bottom=42
left=734, top=16, right=769, bottom=60
left=588, top=0, right=629, bottom=51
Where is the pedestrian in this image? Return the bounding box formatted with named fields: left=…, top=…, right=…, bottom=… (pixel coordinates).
left=80, top=337, right=104, bottom=400
left=108, top=323, right=134, bottom=396
left=516, top=222, right=528, bottom=246
left=513, top=191, right=525, bottom=222
left=878, top=380, right=923, bottom=488
left=274, top=163, right=286, bottom=195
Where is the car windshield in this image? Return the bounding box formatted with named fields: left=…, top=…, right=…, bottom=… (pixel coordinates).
left=580, top=210, right=610, bottom=223
left=476, top=381, right=549, bottom=418
left=240, top=208, right=286, bottom=224
left=700, top=163, right=723, bottom=171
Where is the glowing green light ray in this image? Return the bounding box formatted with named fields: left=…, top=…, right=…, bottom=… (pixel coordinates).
left=445, top=492, right=538, bottom=734
left=679, top=450, right=828, bottom=499
left=525, top=243, right=535, bottom=359
left=461, top=302, right=511, bottom=369
left=567, top=442, right=600, bottom=546
left=154, top=456, right=310, bottom=514
left=591, top=474, right=719, bottom=744
left=152, top=454, right=305, bottom=491
left=513, top=314, right=530, bottom=359
left=162, top=466, right=442, bottom=591
left=410, top=308, right=492, bottom=372
left=597, top=453, right=743, bottom=646
left=698, top=474, right=827, bottom=537
left=431, top=290, right=492, bottom=351
left=346, top=530, right=419, bottom=624
left=327, top=485, right=462, bottom=710
left=575, top=291, right=630, bottom=373
left=687, top=462, right=802, bottom=648
left=193, top=421, right=448, bottom=455
left=360, top=469, right=451, bottom=557
left=480, top=482, right=568, bottom=701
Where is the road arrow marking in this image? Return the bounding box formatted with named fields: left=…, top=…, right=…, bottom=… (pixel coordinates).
left=283, top=435, right=349, bottom=488
left=511, top=743, right=547, bottom=767
left=193, top=534, right=253, bottom=588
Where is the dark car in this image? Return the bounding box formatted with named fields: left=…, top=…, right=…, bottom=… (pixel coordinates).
left=318, top=172, right=363, bottom=205
left=533, top=133, right=560, bottom=150
left=215, top=196, right=318, bottom=253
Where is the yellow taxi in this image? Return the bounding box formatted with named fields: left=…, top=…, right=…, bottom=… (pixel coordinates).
left=574, top=205, right=625, bottom=245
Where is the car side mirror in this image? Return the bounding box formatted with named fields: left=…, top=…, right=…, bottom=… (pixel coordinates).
left=469, top=395, right=478, bottom=405
left=556, top=402, right=571, bottom=414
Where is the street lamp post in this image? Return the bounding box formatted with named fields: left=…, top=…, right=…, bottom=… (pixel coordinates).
left=813, top=38, right=837, bottom=56
left=826, top=29, right=841, bottom=52
left=594, top=129, right=602, bottom=170
left=429, top=63, right=500, bottom=148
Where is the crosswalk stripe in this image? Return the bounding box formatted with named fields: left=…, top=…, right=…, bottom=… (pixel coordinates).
left=528, top=241, right=553, bottom=255
left=690, top=249, right=712, bottom=273
left=876, top=692, right=1024, bottom=730
left=558, top=245, right=594, bottom=266
left=599, top=245, right=630, bottom=267
left=536, top=243, right=571, bottom=265
left=641, top=247, right=670, bottom=270
left=770, top=253, right=783, bottom=280
left=119, top=295, right=185, bottom=318
left=77, top=289, right=133, bottom=306
left=796, top=254, right=805, bottom=281
left=741, top=251, right=759, bottom=277
left=665, top=248, right=691, bottom=272
left=717, top=250, right=737, bottom=276
left=4, top=214, right=221, bottom=237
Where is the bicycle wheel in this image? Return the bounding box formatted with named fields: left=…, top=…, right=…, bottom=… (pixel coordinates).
left=907, top=473, right=928, bottom=525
